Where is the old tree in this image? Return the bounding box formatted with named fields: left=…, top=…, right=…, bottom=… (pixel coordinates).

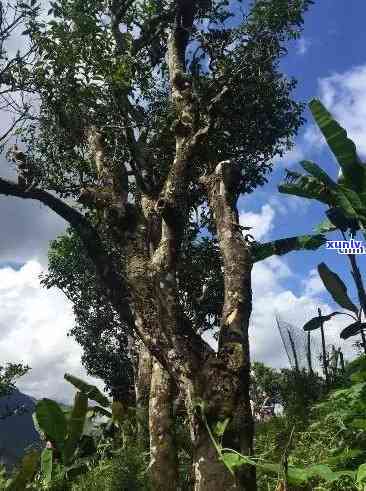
left=0, top=0, right=325, bottom=489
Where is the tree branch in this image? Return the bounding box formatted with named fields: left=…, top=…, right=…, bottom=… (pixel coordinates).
left=252, top=234, right=326, bottom=263
left=0, top=177, right=134, bottom=327
left=0, top=114, right=25, bottom=144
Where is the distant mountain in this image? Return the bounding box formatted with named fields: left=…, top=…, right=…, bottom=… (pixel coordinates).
left=0, top=390, right=41, bottom=469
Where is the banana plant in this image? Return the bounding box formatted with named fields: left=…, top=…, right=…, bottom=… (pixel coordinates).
left=279, top=99, right=366, bottom=347
left=64, top=373, right=126, bottom=429
left=302, top=262, right=366, bottom=350
left=34, top=390, right=90, bottom=484
left=279, top=99, right=366, bottom=237
left=33, top=373, right=126, bottom=485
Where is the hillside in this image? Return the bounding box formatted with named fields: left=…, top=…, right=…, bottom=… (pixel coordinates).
left=0, top=390, right=40, bottom=469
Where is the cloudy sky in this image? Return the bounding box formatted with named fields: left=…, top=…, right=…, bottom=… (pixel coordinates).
left=1, top=1, right=366, bottom=402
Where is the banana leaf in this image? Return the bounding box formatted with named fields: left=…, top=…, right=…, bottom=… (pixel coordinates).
left=35, top=399, right=67, bottom=452
left=326, top=207, right=357, bottom=232
left=318, top=262, right=359, bottom=314
left=64, top=373, right=110, bottom=407
left=314, top=218, right=337, bottom=234
left=300, top=160, right=337, bottom=188
left=279, top=171, right=334, bottom=205
left=340, top=321, right=366, bottom=340
left=339, top=186, right=366, bottom=214
left=309, top=99, right=366, bottom=193
left=302, top=312, right=341, bottom=331
left=40, top=448, right=53, bottom=484
left=63, top=391, right=88, bottom=464
left=333, top=188, right=360, bottom=220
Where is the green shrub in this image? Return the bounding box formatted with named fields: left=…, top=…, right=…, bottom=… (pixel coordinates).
left=72, top=445, right=151, bottom=491
left=255, top=356, right=366, bottom=490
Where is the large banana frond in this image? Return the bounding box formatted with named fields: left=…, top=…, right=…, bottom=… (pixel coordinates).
left=279, top=169, right=334, bottom=205
left=300, top=160, right=337, bottom=188
left=64, top=373, right=110, bottom=407
left=309, top=99, right=366, bottom=193
left=318, top=262, right=359, bottom=315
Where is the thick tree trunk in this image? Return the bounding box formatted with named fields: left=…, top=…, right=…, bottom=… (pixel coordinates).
left=189, top=389, right=255, bottom=491
left=149, top=359, right=179, bottom=491
left=134, top=341, right=152, bottom=444
left=192, top=429, right=239, bottom=491
left=195, top=160, right=257, bottom=491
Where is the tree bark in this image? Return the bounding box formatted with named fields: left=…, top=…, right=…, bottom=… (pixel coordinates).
left=193, top=430, right=239, bottom=491
left=149, top=359, right=179, bottom=491
left=135, top=341, right=152, bottom=440
left=196, top=160, right=257, bottom=491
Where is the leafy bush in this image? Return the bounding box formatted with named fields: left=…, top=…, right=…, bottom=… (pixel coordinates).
left=255, top=355, right=366, bottom=490
left=72, top=445, right=151, bottom=491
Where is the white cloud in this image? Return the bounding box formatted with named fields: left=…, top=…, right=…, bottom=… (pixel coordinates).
left=268, top=194, right=311, bottom=216
left=303, top=124, right=325, bottom=150
left=317, top=64, right=366, bottom=158
left=0, top=261, right=106, bottom=403
left=275, top=144, right=305, bottom=169
left=301, top=268, right=325, bottom=297
left=0, top=239, right=358, bottom=400
left=276, top=63, right=366, bottom=171
left=296, top=37, right=311, bottom=56
left=250, top=257, right=358, bottom=370
left=241, top=196, right=357, bottom=369
left=239, top=204, right=275, bottom=240
left=238, top=201, right=356, bottom=372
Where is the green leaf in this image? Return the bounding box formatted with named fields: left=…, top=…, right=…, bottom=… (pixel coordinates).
left=35, top=399, right=67, bottom=451
left=306, top=464, right=340, bottom=482
left=340, top=321, right=364, bottom=340
left=220, top=452, right=253, bottom=474
left=300, top=160, right=337, bottom=188
left=318, top=262, right=359, bottom=314
left=338, top=186, right=366, bottom=216
left=296, top=234, right=327, bottom=250
left=6, top=450, right=39, bottom=491
left=63, top=391, right=88, bottom=464
left=302, top=312, right=341, bottom=331
left=40, top=448, right=53, bottom=484
left=314, top=218, right=337, bottom=234
left=350, top=369, right=366, bottom=383
left=333, top=188, right=359, bottom=219
left=64, top=373, right=110, bottom=407
left=287, top=463, right=355, bottom=485
left=309, top=99, right=366, bottom=193
left=256, top=461, right=281, bottom=474
left=287, top=466, right=309, bottom=484
left=350, top=418, right=366, bottom=430
left=213, top=418, right=230, bottom=438
left=279, top=177, right=333, bottom=205
left=357, top=463, right=366, bottom=484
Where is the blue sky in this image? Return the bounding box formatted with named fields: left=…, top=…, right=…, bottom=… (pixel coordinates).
left=1, top=1, right=366, bottom=401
